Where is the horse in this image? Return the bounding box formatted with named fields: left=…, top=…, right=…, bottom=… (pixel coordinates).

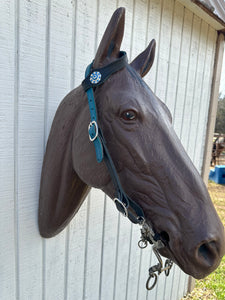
left=39, top=7, right=225, bottom=282
left=211, top=135, right=225, bottom=166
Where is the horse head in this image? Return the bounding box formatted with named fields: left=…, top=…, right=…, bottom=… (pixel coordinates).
left=39, top=7, right=225, bottom=280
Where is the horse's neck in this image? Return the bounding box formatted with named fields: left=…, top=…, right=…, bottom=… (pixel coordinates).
left=59, top=85, right=86, bottom=124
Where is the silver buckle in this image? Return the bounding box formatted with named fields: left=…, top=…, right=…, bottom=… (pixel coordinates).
left=137, top=216, right=145, bottom=226
left=88, top=121, right=98, bottom=142
left=114, top=198, right=128, bottom=217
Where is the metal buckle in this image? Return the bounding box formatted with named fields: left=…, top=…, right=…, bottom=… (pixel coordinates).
left=137, top=216, right=145, bottom=226
left=114, top=198, right=128, bottom=217
left=88, top=121, right=98, bottom=142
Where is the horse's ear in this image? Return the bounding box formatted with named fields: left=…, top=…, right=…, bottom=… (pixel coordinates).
left=38, top=95, right=90, bottom=238
left=130, top=39, right=156, bottom=77
left=93, top=7, right=125, bottom=67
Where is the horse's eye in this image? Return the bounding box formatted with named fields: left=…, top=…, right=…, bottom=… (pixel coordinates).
left=121, top=110, right=137, bottom=121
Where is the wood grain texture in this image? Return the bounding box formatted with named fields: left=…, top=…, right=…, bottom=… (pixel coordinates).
left=0, top=0, right=218, bottom=298
left=193, top=27, right=217, bottom=172
left=82, top=189, right=105, bottom=300
left=173, top=8, right=193, bottom=137
left=145, top=0, right=162, bottom=91
left=0, top=1, right=16, bottom=299
left=165, top=1, right=184, bottom=116
left=16, top=0, right=47, bottom=298
left=155, top=0, right=174, bottom=100
left=99, top=196, right=119, bottom=300
left=118, top=0, right=134, bottom=58
left=43, top=2, right=74, bottom=299
left=180, top=14, right=202, bottom=152
left=187, top=20, right=209, bottom=163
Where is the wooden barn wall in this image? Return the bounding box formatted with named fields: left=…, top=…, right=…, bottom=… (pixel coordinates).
left=0, top=0, right=217, bottom=299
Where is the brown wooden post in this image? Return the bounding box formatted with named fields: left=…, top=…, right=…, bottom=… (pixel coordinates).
left=202, top=32, right=225, bottom=184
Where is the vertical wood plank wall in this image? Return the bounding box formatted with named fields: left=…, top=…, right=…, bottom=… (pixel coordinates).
left=0, top=0, right=217, bottom=299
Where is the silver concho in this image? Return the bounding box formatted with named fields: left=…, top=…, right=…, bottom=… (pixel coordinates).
left=90, top=71, right=101, bottom=84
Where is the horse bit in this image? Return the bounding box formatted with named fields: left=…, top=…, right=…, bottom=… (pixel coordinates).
left=82, top=52, right=173, bottom=290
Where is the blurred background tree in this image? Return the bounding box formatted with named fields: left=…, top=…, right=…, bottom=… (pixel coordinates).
left=215, top=94, right=225, bottom=134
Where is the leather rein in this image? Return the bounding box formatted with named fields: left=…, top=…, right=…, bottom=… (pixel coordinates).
left=82, top=52, right=173, bottom=290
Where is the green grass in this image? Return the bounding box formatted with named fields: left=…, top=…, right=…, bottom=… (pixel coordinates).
left=195, top=255, right=225, bottom=299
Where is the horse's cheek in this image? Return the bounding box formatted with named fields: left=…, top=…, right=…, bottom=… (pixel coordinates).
left=71, top=128, right=110, bottom=188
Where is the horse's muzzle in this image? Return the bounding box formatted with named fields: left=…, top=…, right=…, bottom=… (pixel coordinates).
left=159, top=228, right=225, bottom=279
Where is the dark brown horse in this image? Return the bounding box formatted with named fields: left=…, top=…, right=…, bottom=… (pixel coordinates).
left=39, top=8, right=225, bottom=281
left=211, top=135, right=225, bottom=166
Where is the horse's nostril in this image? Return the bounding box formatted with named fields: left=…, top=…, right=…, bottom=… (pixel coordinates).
left=198, top=241, right=218, bottom=267
left=160, top=231, right=170, bottom=243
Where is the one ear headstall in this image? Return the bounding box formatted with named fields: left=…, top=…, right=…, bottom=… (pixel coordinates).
left=82, top=51, right=146, bottom=225
left=82, top=51, right=128, bottom=163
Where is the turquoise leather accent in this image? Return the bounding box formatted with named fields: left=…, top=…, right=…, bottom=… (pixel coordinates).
left=83, top=53, right=127, bottom=163
left=85, top=65, right=104, bottom=163
left=86, top=87, right=97, bottom=123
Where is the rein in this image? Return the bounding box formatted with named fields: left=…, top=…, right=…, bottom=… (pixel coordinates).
left=82, top=52, right=173, bottom=290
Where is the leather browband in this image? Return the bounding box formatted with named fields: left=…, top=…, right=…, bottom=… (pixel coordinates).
left=82, top=51, right=128, bottom=91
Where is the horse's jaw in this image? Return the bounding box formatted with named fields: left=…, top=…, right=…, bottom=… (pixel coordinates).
left=100, top=157, right=225, bottom=280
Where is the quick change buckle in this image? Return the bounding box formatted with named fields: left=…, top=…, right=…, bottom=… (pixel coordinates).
left=88, top=121, right=99, bottom=142
left=114, top=198, right=128, bottom=217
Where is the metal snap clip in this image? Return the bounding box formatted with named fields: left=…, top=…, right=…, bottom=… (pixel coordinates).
left=138, top=239, right=148, bottom=249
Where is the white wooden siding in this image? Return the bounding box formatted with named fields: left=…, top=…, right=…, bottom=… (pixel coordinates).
left=0, top=0, right=217, bottom=299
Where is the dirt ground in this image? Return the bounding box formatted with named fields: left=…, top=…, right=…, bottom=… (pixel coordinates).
left=208, top=181, right=225, bottom=221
